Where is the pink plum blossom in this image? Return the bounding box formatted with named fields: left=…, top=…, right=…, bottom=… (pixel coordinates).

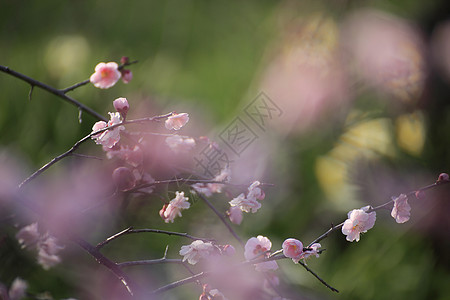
left=16, top=223, right=40, bottom=249
left=37, top=235, right=64, bottom=270
left=8, top=277, right=28, bottom=300
left=113, top=97, right=129, bottom=118
left=244, top=235, right=278, bottom=272
left=247, top=181, right=265, bottom=200
left=90, top=62, right=121, bottom=89
left=179, top=240, right=216, bottom=265
left=228, top=206, right=243, bottom=224
left=91, top=112, right=125, bottom=148
left=342, top=206, right=376, bottom=242
left=160, top=191, right=190, bottom=223
left=165, top=135, right=196, bottom=153
left=229, top=193, right=261, bottom=213
left=391, top=193, right=411, bottom=223
left=165, top=113, right=189, bottom=130
left=282, top=238, right=303, bottom=263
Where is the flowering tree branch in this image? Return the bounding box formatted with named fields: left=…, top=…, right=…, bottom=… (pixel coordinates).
left=307, top=174, right=450, bottom=247
left=0, top=65, right=106, bottom=121
left=195, top=191, right=244, bottom=246
left=18, top=113, right=173, bottom=189
left=96, top=227, right=215, bottom=250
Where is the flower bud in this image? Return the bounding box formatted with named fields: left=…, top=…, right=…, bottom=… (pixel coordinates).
left=121, top=69, right=133, bottom=84
left=120, top=56, right=130, bottom=65
left=437, top=172, right=449, bottom=183
left=113, top=97, right=129, bottom=118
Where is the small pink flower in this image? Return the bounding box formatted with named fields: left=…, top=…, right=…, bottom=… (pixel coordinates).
left=8, top=277, right=28, bottom=300
left=165, top=113, right=189, bottom=130
left=91, top=112, right=125, bottom=148
left=247, top=181, right=265, bottom=200
left=90, top=62, right=121, bottom=89
left=121, top=69, right=133, bottom=84
left=229, top=193, right=261, bottom=213
left=37, top=235, right=64, bottom=270
left=228, top=206, right=243, bottom=224
left=282, top=238, right=303, bottom=263
left=342, top=206, right=376, bottom=242
left=244, top=235, right=278, bottom=272
left=113, top=97, right=129, bottom=118
left=179, top=240, right=216, bottom=265
left=161, top=191, right=190, bottom=223
left=16, top=223, right=40, bottom=249
left=437, top=172, right=449, bottom=182
left=391, top=193, right=411, bottom=223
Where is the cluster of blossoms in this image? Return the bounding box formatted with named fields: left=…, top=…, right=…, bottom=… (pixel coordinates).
left=282, top=238, right=321, bottom=264
left=179, top=240, right=235, bottom=265
left=160, top=191, right=191, bottom=223
left=227, top=181, right=265, bottom=225
left=16, top=223, right=64, bottom=270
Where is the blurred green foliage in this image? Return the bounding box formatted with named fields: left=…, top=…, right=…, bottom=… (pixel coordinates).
left=1, top=0, right=449, bottom=299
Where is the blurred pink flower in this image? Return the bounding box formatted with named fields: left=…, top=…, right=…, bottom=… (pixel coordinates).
left=282, top=238, right=303, bottom=263
left=8, top=277, right=28, bottom=300
left=165, top=135, right=196, bottom=153
left=90, top=62, right=121, bottom=89
left=121, top=69, right=133, bottom=84
left=229, top=193, right=261, bottom=213
left=222, top=244, right=236, bottom=256
left=113, top=97, right=129, bottom=118
left=106, top=145, right=143, bottom=167
left=192, top=167, right=230, bottom=197
left=247, top=181, right=265, bottom=201
left=16, top=223, right=40, bottom=249
left=244, top=235, right=278, bottom=272
left=228, top=206, right=243, bottom=225
left=37, top=234, right=64, bottom=270
left=179, top=240, right=216, bottom=265
left=165, top=113, right=189, bottom=130
left=342, top=206, right=376, bottom=242
left=161, top=191, right=190, bottom=223
left=91, top=112, right=125, bottom=148
left=391, top=193, right=411, bottom=223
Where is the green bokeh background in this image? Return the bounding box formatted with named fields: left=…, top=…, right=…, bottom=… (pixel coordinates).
left=1, top=1, right=449, bottom=299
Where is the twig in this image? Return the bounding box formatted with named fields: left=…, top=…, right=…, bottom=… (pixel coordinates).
left=195, top=192, right=244, bottom=247
left=0, top=65, right=106, bottom=121
left=62, top=79, right=90, bottom=93
left=96, top=227, right=213, bottom=250
left=298, top=261, right=339, bottom=293
left=118, top=258, right=183, bottom=267
left=130, top=178, right=274, bottom=193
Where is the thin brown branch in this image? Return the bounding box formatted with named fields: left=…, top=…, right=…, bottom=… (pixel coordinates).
left=0, top=65, right=106, bottom=121
left=195, top=191, right=244, bottom=247
left=96, top=227, right=213, bottom=250
left=298, top=261, right=339, bottom=293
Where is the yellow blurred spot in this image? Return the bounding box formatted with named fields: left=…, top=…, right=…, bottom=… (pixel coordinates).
left=315, top=112, right=396, bottom=208
left=396, top=111, right=425, bottom=156
left=45, top=35, right=90, bottom=80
